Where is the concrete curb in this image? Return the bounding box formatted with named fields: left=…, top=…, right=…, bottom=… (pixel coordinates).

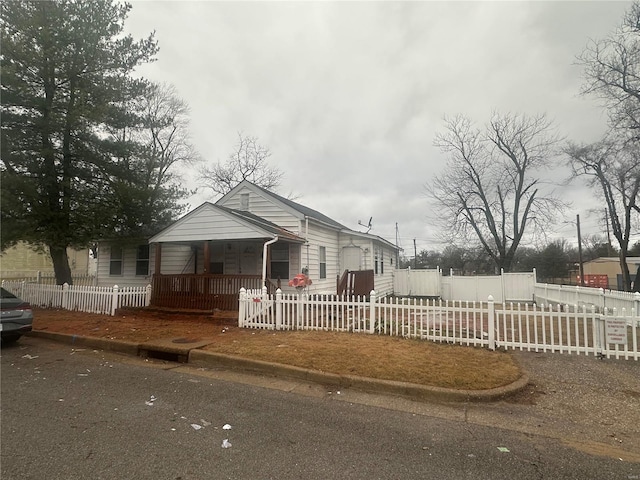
left=28, top=330, right=529, bottom=403
left=28, top=331, right=140, bottom=356
left=188, top=349, right=530, bottom=403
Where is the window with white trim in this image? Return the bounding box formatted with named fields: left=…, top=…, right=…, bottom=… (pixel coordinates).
left=110, top=246, right=123, bottom=276
left=270, top=243, right=289, bottom=280
left=136, top=245, right=150, bottom=276
left=319, top=246, right=326, bottom=279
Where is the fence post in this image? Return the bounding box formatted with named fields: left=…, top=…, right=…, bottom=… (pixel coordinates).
left=500, top=268, right=505, bottom=304
left=238, top=288, right=246, bottom=327
left=488, top=295, right=496, bottom=350
left=20, top=280, right=26, bottom=300
left=635, top=292, right=640, bottom=316
left=275, top=289, right=283, bottom=330
left=145, top=284, right=152, bottom=307
left=600, top=288, right=606, bottom=314
left=37, top=271, right=42, bottom=284
left=369, top=290, right=377, bottom=334
left=111, top=285, right=119, bottom=316
left=62, top=283, right=69, bottom=310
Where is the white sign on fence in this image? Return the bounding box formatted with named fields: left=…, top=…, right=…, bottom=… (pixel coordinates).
left=605, top=318, right=629, bottom=345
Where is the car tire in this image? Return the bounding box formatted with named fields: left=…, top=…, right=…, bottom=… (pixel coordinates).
left=0, top=334, right=21, bottom=345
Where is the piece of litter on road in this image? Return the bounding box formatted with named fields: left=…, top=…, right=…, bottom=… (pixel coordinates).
left=22, top=354, right=39, bottom=360
left=337, top=391, right=341, bottom=395
left=222, top=424, right=232, bottom=430
left=221, top=439, right=232, bottom=448
left=77, top=373, right=89, bottom=377
left=145, top=401, right=154, bottom=406
left=497, top=447, right=510, bottom=453
left=201, top=419, right=211, bottom=426
left=58, top=399, right=64, bottom=402
left=467, top=454, right=476, bottom=458
left=171, top=428, right=176, bottom=431
left=191, top=424, right=202, bottom=430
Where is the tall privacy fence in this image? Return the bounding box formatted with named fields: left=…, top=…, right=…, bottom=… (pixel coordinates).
left=394, top=269, right=536, bottom=303
left=1, top=281, right=150, bottom=316
left=239, top=288, right=640, bottom=361
left=394, top=268, right=640, bottom=313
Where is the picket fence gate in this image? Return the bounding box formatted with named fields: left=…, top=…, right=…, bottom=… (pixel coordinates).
left=1, top=281, right=151, bottom=316
left=239, top=288, right=640, bottom=361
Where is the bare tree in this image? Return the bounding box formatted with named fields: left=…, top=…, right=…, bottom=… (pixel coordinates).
left=200, top=133, right=283, bottom=197
left=579, top=1, right=640, bottom=137
left=428, top=112, right=564, bottom=272
left=565, top=140, right=639, bottom=290
left=572, top=1, right=640, bottom=290
left=106, top=83, right=199, bottom=235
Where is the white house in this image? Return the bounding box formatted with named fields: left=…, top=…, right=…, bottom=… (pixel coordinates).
left=96, top=180, right=399, bottom=309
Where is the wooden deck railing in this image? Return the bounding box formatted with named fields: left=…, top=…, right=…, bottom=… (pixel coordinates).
left=336, top=270, right=375, bottom=297
left=151, top=274, right=262, bottom=311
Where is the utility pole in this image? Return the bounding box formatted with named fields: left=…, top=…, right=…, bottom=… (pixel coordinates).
left=395, top=223, right=400, bottom=269
left=577, top=214, right=585, bottom=286
left=414, top=238, right=417, bottom=269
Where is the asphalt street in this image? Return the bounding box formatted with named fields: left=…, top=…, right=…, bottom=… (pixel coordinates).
left=1, top=337, right=639, bottom=480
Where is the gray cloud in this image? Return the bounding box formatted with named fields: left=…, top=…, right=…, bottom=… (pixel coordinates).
left=126, top=1, right=632, bottom=253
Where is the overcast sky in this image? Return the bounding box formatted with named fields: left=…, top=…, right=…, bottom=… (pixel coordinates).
left=124, top=1, right=633, bottom=255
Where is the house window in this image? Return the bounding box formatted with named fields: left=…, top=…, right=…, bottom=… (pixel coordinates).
left=374, top=252, right=379, bottom=275
left=240, top=193, right=250, bottom=211
left=136, top=245, right=150, bottom=276
left=270, top=243, right=289, bottom=280
left=319, top=246, right=327, bottom=279
left=110, top=246, right=123, bottom=276
left=381, top=251, right=384, bottom=274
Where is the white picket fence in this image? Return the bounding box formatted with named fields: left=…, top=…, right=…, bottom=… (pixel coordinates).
left=534, top=283, right=640, bottom=314
left=239, top=288, right=640, bottom=360
left=1, top=281, right=151, bottom=316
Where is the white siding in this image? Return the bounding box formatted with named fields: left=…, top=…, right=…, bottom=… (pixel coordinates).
left=296, top=222, right=340, bottom=294
left=151, top=204, right=270, bottom=243
left=150, top=244, right=194, bottom=275
left=96, top=243, right=151, bottom=287
left=218, top=186, right=301, bottom=234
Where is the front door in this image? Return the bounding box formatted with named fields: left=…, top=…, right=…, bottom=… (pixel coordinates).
left=343, top=246, right=361, bottom=271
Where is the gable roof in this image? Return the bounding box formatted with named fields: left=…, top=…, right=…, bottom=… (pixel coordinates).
left=219, top=180, right=347, bottom=230
left=218, top=180, right=399, bottom=251
left=149, top=202, right=305, bottom=244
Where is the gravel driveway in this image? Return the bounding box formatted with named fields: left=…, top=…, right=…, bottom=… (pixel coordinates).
left=463, top=351, right=640, bottom=461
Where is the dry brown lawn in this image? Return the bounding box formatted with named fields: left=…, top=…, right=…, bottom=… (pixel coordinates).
left=31, top=307, right=522, bottom=391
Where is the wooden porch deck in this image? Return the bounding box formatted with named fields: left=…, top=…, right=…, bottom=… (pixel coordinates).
left=151, top=274, right=264, bottom=311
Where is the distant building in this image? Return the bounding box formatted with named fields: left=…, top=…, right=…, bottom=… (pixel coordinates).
left=583, top=256, right=640, bottom=290
left=0, top=241, right=94, bottom=279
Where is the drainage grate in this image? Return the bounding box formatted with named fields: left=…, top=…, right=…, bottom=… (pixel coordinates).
left=140, top=349, right=188, bottom=363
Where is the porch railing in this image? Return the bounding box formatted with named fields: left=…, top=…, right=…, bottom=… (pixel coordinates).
left=151, top=274, right=262, bottom=311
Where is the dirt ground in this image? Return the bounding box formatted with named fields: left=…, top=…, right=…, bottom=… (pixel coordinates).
left=31, top=307, right=522, bottom=391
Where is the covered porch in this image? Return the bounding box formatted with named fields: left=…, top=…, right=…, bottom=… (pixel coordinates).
left=149, top=238, right=299, bottom=311
left=147, top=203, right=305, bottom=311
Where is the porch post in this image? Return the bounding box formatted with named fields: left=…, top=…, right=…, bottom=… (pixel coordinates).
left=203, top=240, right=211, bottom=274
left=154, top=243, right=162, bottom=275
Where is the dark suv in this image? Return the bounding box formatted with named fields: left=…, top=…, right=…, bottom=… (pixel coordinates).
left=0, top=287, right=33, bottom=344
